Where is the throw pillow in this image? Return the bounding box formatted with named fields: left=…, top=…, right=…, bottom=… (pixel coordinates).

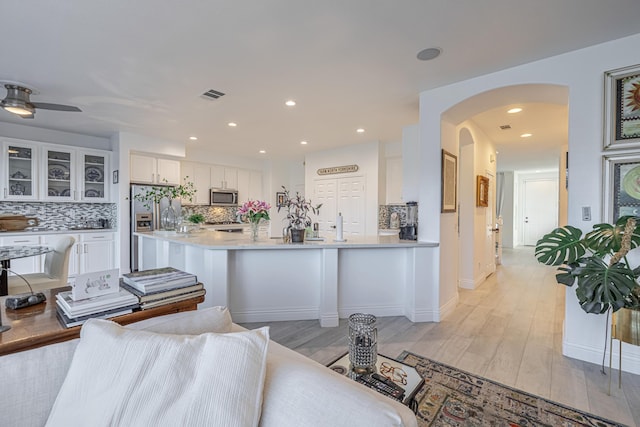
left=125, top=305, right=232, bottom=334
left=45, top=319, right=269, bottom=427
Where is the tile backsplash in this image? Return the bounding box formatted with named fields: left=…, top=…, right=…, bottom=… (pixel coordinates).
left=0, top=202, right=117, bottom=231
left=182, top=205, right=240, bottom=223
left=378, top=204, right=418, bottom=229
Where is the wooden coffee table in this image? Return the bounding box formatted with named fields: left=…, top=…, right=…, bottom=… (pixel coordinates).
left=0, top=287, right=204, bottom=356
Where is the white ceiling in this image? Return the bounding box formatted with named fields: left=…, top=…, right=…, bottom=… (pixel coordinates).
left=0, top=1, right=639, bottom=169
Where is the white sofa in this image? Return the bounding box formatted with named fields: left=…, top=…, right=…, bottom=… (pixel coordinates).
left=0, top=307, right=418, bottom=427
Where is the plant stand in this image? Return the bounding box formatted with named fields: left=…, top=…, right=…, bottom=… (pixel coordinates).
left=609, top=308, right=640, bottom=394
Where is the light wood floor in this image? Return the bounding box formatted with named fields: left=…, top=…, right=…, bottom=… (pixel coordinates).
left=239, top=247, right=640, bottom=426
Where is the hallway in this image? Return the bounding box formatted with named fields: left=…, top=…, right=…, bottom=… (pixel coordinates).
left=240, top=247, right=640, bottom=426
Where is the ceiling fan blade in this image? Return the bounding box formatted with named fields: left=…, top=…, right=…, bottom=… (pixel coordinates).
left=31, top=102, right=82, bottom=112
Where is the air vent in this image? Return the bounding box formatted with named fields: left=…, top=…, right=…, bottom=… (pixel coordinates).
left=201, top=89, right=226, bottom=100
left=499, top=124, right=511, bottom=130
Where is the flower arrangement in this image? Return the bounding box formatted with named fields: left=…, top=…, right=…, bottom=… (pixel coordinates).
left=277, top=186, right=322, bottom=230
left=133, top=177, right=196, bottom=209
left=237, top=200, right=271, bottom=224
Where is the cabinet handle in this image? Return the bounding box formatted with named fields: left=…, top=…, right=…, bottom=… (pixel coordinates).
left=76, top=245, right=80, bottom=255
left=3, top=188, right=6, bottom=197
left=91, top=236, right=105, bottom=239
left=84, top=243, right=88, bottom=253
left=14, top=240, right=31, bottom=243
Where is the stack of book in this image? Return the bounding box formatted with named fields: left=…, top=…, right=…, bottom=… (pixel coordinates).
left=121, top=267, right=205, bottom=310
left=56, top=289, right=140, bottom=328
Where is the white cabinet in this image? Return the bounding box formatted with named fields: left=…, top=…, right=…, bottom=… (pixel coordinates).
left=2, top=139, right=39, bottom=200
left=1, top=138, right=110, bottom=202
left=42, top=232, right=115, bottom=278
left=211, top=165, right=237, bottom=189
left=181, top=162, right=211, bottom=205
left=79, top=232, right=114, bottom=274
left=43, top=146, right=110, bottom=202
left=0, top=235, right=42, bottom=274
left=79, top=149, right=109, bottom=202
left=130, top=154, right=181, bottom=185
left=386, top=157, right=403, bottom=204
left=235, top=169, right=263, bottom=202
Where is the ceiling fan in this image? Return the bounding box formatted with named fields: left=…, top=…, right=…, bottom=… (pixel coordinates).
left=0, top=83, right=81, bottom=119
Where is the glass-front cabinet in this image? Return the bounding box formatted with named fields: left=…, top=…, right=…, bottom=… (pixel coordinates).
left=3, top=140, right=38, bottom=200
left=80, top=151, right=108, bottom=201
left=1, top=138, right=110, bottom=202
left=44, top=148, right=75, bottom=200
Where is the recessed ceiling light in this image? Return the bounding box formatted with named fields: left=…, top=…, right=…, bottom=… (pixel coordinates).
left=520, top=133, right=532, bottom=138
left=285, top=100, right=296, bottom=107
left=259, top=150, right=266, bottom=154
left=416, top=47, right=442, bottom=61
left=228, top=122, right=237, bottom=127
left=189, top=136, right=198, bottom=141
left=356, top=128, right=365, bottom=133
left=507, top=107, right=523, bottom=114
left=300, top=141, right=308, bottom=145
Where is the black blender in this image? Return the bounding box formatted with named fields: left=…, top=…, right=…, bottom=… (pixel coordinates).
left=400, top=202, right=418, bottom=240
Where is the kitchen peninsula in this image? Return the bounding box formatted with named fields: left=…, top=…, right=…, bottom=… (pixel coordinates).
left=135, top=231, right=440, bottom=326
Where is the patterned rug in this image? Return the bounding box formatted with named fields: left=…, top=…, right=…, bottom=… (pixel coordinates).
left=397, top=351, right=625, bottom=427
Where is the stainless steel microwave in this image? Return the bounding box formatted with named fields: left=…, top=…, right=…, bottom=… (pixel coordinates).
left=210, top=188, right=239, bottom=206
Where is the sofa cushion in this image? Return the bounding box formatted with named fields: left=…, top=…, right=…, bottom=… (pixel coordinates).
left=0, top=306, right=234, bottom=427
left=45, top=319, right=269, bottom=427
left=126, top=305, right=232, bottom=334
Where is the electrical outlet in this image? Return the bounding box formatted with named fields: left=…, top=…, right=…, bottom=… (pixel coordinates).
left=582, top=206, right=591, bottom=221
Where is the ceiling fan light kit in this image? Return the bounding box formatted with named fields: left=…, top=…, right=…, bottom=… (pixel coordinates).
left=0, top=83, right=81, bottom=119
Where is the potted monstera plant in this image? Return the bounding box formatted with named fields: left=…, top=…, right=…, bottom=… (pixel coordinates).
left=535, top=215, right=640, bottom=314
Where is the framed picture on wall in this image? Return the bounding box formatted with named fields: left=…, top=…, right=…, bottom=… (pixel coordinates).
left=476, top=175, right=489, bottom=207
left=441, top=149, right=457, bottom=213
left=603, top=152, right=640, bottom=222
left=603, top=64, right=640, bottom=150
left=276, top=191, right=286, bottom=208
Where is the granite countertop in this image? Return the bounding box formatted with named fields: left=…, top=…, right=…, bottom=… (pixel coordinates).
left=134, top=229, right=438, bottom=250
left=0, top=228, right=116, bottom=236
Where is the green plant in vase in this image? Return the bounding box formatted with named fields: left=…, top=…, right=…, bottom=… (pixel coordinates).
left=133, top=177, right=196, bottom=231
left=277, top=186, right=322, bottom=243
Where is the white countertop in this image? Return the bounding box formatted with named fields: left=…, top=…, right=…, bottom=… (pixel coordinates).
left=135, top=229, right=438, bottom=250
left=0, top=228, right=116, bottom=236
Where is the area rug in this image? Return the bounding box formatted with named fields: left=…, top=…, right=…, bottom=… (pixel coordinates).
left=397, top=351, right=625, bottom=427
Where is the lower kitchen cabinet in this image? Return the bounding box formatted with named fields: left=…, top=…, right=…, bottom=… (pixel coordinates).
left=0, top=235, right=42, bottom=274
left=79, top=232, right=114, bottom=274
left=42, top=232, right=115, bottom=279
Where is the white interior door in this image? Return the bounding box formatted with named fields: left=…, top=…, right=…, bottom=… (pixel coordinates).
left=523, top=178, right=558, bottom=246
left=313, top=179, right=336, bottom=233
left=485, top=172, right=496, bottom=274
left=338, top=177, right=365, bottom=235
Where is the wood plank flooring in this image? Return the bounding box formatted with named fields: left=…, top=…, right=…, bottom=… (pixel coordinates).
left=239, top=247, right=640, bottom=426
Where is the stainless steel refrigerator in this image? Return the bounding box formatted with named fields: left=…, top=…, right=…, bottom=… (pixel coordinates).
left=130, top=184, right=181, bottom=271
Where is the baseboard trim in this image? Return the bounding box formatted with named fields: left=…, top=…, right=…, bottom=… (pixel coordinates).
left=338, top=304, right=405, bottom=319
left=563, top=339, right=640, bottom=375
left=439, top=293, right=459, bottom=321
left=231, top=307, right=319, bottom=323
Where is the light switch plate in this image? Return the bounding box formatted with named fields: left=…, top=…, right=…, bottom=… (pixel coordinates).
left=582, top=206, right=591, bottom=221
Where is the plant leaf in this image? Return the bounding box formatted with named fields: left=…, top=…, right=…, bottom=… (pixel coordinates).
left=573, top=257, right=637, bottom=314
left=584, top=216, right=640, bottom=256
left=535, top=226, right=585, bottom=266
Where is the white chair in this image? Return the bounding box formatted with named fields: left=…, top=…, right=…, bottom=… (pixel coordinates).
left=8, top=236, right=75, bottom=295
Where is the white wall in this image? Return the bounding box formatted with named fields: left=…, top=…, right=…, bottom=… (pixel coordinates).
left=0, top=121, right=111, bottom=150
left=418, top=32, right=640, bottom=373
left=304, top=141, right=381, bottom=236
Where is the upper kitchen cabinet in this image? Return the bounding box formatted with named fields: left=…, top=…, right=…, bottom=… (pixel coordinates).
left=211, top=165, right=237, bottom=189
left=79, top=149, right=109, bottom=202
left=43, top=146, right=75, bottom=201
left=42, top=145, right=110, bottom=202
left=2, top=139, right=39, bottom=200
left=181, top=161, right=211, bottom=205
left=386, top=157, right=403, bottom=205
left=130, top=154, right=181, bottom=185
